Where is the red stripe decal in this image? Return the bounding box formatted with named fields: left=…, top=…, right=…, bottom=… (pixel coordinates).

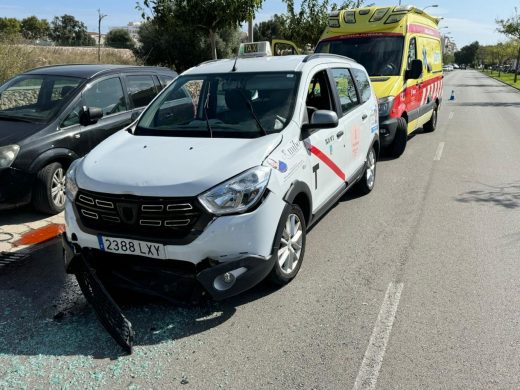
left=309, top=145, right=346, bottom=181
left=407, top=23, right=441, bottom=38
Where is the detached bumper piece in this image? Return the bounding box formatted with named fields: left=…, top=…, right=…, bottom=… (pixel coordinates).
left=72, top=254, right=134, bottom=354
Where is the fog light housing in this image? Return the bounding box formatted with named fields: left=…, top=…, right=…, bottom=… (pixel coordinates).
left=212, top=267, right=247, bottom=291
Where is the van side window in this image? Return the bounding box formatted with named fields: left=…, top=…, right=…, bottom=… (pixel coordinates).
left=126, top=75, right=157, bottom=108
left=350, top=68, right=371, bottom=104
left=306, top=70, right=335, bottom=120
left=407, top=38, right=417, bottom=70
left=61, top=103, right=82, bottom=128
left=331, top=68, right=359, bottom=115
left=84, top=77, right=127, bottom=116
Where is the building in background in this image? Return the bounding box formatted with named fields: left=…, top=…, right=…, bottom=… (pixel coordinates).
left=108, top=22, right=142, bottom=45
left=87, top=32, right=106, bottom=46
left=442, top=35, right=457, bottom=55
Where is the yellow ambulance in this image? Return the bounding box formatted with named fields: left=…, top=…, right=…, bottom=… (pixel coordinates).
left=314, top=5, right=444, bottom=157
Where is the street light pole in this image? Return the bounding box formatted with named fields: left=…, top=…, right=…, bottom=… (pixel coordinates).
left=97, top=9, right=107, bottom=63
left=422, top=5, right=439, bottom=12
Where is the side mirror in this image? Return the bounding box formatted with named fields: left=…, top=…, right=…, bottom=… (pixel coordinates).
left=301, top=110, right=339, bottom=139
left=405, top=59, right=423, bottom=80
left=79, top=106, right=103, bottom=126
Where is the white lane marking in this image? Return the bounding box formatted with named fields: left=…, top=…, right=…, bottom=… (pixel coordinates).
left=448, top=111, right=454, bottom=120
left=434, top=142, right=445, bottom=161
left=352, top=282, right=404, bottom=390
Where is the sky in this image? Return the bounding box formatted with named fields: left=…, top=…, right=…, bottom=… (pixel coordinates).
left=0, top=0, right=518, bottom=48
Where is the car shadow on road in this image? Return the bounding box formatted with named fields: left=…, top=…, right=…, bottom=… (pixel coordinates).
left=451, top=102, right=520, bottom=107
left=0, top=239, right=280, bottom=359
left=0, top=206, right=53, bottom=227
left=455, top=181, right=520, bottom=209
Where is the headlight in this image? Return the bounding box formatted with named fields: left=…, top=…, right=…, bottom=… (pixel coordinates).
left=378, top=96, right=395, bottom=117
left=198, top=166, right=271, bottom=215
left=0, top=145, right=20, bottom=168
left=65, top=159, right=81, bottom=201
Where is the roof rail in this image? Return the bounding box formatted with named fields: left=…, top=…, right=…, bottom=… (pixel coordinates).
left=302, top=53, right=357, bottom=63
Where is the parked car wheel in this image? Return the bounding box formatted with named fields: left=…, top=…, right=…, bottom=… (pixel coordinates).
left=388, top=117, right=408, bottom=158
left=32, top=162, right=67, bottom=214
left=423, top=104, right=438, bottom=133
left=269, top=204, right=306, bottom=286
left=355, top=146, right=377, bottom=195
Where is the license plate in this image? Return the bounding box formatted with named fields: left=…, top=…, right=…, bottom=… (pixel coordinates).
left=98, top=236, right=166, bottom=259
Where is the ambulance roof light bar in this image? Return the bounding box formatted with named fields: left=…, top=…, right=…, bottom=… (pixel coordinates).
left=238, top=41, right=273, bottom=58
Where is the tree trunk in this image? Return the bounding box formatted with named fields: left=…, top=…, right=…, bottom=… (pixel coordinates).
left=498, top=62, right=501, bottom=77
left=209, top=29, right=217, bottom=60
left=515, top=45, right=520, bottom=84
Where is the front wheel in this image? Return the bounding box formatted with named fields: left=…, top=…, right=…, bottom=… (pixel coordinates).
left=269, top=204, right=306, bottom=286
left=387, top=117, right=408, bottom=158
left=355, top=146, right=377, bottom=195
left=32, top=162, right=67, bottom=214
left=423, top=104, right=438, bottom=133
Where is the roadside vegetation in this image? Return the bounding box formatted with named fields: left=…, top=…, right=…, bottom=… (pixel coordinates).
left=0, top=38, right=136, bottom=83
left=481, top=69, right=520, bottom=89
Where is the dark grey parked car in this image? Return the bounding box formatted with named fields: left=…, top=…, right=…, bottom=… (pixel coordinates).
left=0, top=64, right=179, bottom=214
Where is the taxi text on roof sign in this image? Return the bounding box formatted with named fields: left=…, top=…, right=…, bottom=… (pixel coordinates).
left=238, top=41, right=273, bottom=57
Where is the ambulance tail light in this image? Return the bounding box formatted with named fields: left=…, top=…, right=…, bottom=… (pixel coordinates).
left=343, top=11, right=356, bottom=24
left=378, top=96, right=395, bottom=117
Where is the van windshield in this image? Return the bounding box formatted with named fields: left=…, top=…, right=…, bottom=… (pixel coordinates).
left=136, top=72, right=300, bottom=138
left=316, top=36, right=405, bottom=77
left=0, top=75, right=83, bottom=123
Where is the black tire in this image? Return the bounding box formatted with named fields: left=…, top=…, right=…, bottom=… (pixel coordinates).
left=423, top=104, right=438, bottom=133
left=387, top=117, right=408, bottom=158
left=269, top=204, right=306, bottom=286
left=355, top=146, right=377, bottom=195
left=32, top=162, right=66, bottom=215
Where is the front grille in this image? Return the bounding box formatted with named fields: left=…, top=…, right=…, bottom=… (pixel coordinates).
left=75, top=189, right=210, bottom=241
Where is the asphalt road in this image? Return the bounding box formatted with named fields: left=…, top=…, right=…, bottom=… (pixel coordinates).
left=1, top=70, right=520, bottom=389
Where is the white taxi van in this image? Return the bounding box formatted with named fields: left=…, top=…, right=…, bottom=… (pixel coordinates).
left=63, top=45, right=380, bottom=302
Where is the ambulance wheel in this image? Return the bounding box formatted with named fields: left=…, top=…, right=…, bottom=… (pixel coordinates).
left=388, top=117, right=408, bottom=158
left=355, top=146, right=377, bottom=195
left=423, top=104, right=438, bottom=133
left=269, top=204, right=306, bottom=286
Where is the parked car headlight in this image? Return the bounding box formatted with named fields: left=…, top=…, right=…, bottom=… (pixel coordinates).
left=65, top=159, right=80, bottom=201
left=0, top=145, right=20, bottom=168
left=378, top=96, right=395, bottom=117
left=198, top=166, right=271, bottom=215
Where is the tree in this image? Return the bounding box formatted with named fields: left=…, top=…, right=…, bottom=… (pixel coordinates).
left=497, top=8, right=520, bottom=83
left=20, top=16, right=50, bottom=40
left=253, top=14, right=284, bottom=42
left=141, top=0, right=263, bottom=59
left=106, top=29, right=134, bottom=49
left=454, top=41, right=480, bottom=67
left=50, top=14, right=95, bottom=46
left=279, top=0, right=364, bottom=48
left=0, top=18, right=21, bottom=37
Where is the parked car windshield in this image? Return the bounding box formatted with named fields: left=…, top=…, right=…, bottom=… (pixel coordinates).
left=316, top=36, right=405, bottom=77
left=136, top=72, right=300, bottom=138
left=0, top=74, right=83, bottom=123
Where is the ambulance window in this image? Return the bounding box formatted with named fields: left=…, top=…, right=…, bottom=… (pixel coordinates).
left=331, top=68, right=359, bottom=115
left=407, top=38, right=417, bottom=70
left=350, top=68, right=371, bottom=104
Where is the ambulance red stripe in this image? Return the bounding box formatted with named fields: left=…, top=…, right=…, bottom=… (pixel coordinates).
left=309, top=145, right=346, bottom=181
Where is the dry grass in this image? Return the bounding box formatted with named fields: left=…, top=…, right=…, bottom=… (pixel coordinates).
left=0, top=43, right=137, bottom=83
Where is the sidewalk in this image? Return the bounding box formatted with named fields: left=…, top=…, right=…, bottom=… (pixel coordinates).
left=0, top=209, right=64, bottom=255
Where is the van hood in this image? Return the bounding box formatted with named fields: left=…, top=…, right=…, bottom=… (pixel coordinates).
left=370, top=76, right=405, bottom=99
left=0, top=119, right=46, bottom=146
left=77, top=131, right=283, bottom=197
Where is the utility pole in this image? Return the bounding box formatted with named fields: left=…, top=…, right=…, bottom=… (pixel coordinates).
left=98, top=9, right=107, bottom=63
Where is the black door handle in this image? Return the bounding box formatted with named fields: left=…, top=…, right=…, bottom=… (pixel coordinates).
left=362, top=114, right=368, bottom=121
left=336, top=131, right=344, bottom=138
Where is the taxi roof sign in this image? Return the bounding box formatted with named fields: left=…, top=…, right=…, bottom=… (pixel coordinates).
left=238, top=41, right=273, bottom=58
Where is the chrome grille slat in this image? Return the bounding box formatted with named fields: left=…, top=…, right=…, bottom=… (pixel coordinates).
left=167, top=203, right=193, bottom=211
left=78, top=195, right=94, bottom=205
left=102, top=215, right=120, bottom=223
left=140, top=220, right=162, bottom=227
left=81, top=210, right=99, bottom=219
left=96, top=199, right=114, bottom=209
left=142, top=204, right=164, bottom=212
left=165, top=219, right=191, bottom=227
